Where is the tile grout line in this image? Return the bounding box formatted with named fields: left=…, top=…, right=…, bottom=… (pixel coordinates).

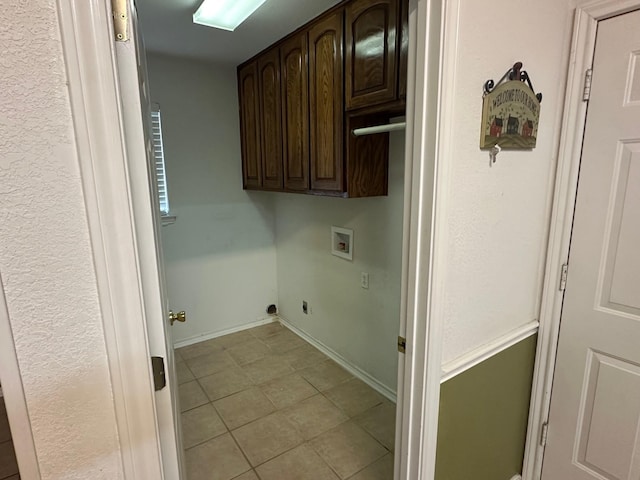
left=178, top=323, right=394, bottom=478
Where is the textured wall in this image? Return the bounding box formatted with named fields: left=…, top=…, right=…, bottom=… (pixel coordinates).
left=441, top=0, right=575, bottom=363
left=145, top=53, right=278, bottom=344
left=0, top=1, right=123, bottom=478
left=275, top=131, right=405, bottom=392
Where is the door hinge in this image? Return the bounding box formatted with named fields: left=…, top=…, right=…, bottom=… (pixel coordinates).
left=582, top=68, right=593, bottom=101
left=559, top=263, right=569, bottom=291
left=151, top=356, right=166, bottom=391
left=111, top=0, right=129, bottom=42
left=397, top=336, right=406, bottom=354
left=540, top=421, right=549, bottom=447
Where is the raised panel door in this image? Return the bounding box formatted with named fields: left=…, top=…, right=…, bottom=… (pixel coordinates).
left=280, top=33, right=310, bottom=192
left=542, top=11, right=640, bottom=479
left=258, top=49, right=283, bottom=190
left=238, top=62, right=262, bottom=189
left=345, top=0, right=398, bottom=110
left=309, top=11, right=344, bottom=192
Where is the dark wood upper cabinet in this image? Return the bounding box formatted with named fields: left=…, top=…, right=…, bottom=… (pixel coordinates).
left=237, top=0, right=407, bottom=197
left=280, top=33, right=309, bottom=192
left=258, top=49, right=283, bottom=190
left=345, top=0, right=398, bottom=110
left=309, top=11, right=344, bottom=193
left=238, top=62, right=262, bottom=189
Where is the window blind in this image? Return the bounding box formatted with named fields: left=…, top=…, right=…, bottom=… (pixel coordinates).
left=150, top=110, right=170, bottom=215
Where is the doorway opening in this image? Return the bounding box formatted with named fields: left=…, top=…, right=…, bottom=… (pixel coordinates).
left=135, top=0, right=408, bottom=477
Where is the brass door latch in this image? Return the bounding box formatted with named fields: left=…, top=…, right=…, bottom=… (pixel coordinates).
left=169, top=310, right=186, bottom=325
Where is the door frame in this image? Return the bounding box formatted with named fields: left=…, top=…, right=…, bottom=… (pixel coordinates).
left=0, top=275, right=41, bottom=479
left=56, top=0, right=166, bottom=477
left=47, top=0, right=448, bottom=478
left=394, top=0, right=449, bottom=477
left=522, top=1, right=640, bottom=479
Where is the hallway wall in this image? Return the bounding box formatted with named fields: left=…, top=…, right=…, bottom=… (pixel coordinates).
left=439, top=0, right=575, bottom=364
left=0, top=0, right=124, bottom=477
left=435, top=0, right=577, bottom=477
left=146, top=53, right=279, bottom=345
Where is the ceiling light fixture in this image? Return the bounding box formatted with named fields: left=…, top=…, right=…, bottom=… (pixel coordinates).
left=193, top=0, right=268, bottom=31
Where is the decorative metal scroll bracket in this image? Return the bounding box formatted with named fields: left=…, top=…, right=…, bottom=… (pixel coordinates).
left=483, top=62, right=543, bottom=103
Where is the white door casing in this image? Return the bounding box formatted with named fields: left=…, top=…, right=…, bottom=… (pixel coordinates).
left=541, top=9, right=640, bottom=480
left=113, top=1, right=184, bottom=478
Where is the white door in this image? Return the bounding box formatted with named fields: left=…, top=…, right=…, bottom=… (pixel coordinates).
left=542, top=9, right=640, bottom=480
left=113, top=1, right=184, bottom=478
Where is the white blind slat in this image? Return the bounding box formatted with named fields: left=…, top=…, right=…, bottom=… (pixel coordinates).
left=151, top=110, right=170, bottom=215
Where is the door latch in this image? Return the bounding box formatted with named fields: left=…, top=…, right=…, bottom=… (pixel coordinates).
left=398, top=336, right=407, bottom=354
left=151, top=356, right=166, bottom=391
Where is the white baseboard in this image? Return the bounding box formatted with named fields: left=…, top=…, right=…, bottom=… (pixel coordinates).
left=441, top=321, right=539, bottom=383
left=173, top=316, right=276, bottom=349
left=278, top=315, right=397, bottom=403
left=510, top=475, right=522, bottom=480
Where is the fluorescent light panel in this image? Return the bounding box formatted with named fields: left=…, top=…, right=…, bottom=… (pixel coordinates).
left=193, top=0, right=268, bottom=31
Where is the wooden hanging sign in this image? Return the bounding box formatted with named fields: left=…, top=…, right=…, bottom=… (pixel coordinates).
left=480, top=62, right=542, bottom=149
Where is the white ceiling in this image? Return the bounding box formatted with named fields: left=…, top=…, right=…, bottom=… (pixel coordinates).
left=136, top=0, right=342, bottom=65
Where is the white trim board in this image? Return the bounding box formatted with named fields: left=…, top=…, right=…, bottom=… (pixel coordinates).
left=278, top=316, right=397, bottom=403
left=441, top=321, right=539, bottom=383
left=521, top=2, right=640, bottom=480
left=173, top=317, right=276, bottom=349
left=394, top=0, right=448, bottom=478
left=56, top=0, right=166, bottom=477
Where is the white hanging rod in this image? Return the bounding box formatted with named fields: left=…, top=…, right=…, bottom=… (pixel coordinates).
left=352, top=122, right=406, bottom=137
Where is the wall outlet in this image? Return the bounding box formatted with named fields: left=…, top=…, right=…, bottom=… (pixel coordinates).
left=302, top=300, right=308, bottom=314
left=361, top=272, right=369, bottom=289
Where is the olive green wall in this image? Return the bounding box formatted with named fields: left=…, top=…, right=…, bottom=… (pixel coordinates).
left=435, top=335, right=537, bottom=480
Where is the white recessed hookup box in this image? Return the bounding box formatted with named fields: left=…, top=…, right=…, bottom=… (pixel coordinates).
left=331, top=226, right=353, bottom=261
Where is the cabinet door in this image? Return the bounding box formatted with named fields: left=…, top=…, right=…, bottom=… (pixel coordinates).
left=345, top=0, right=398, bottom=110
left=258, top=49, right=284, bottom=190
left=238, top=62, right=262, bottom=189
left=345, top=114, right=389, bottom=197
left=280, top=33, right=309, bottom=192
left=309, top=11, right=344, bottom=192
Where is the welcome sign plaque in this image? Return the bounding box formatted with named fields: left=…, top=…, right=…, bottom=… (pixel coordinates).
left=480, top=62, right=542, bottom=149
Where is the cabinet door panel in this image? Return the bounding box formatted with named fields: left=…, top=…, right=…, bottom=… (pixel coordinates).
left=346, top=114, right=388, bottom=197
left=238, top=62, right=262, bottom=188
left=258, top=49, right=283, bottom=190
left=309, top=11, right=344, bottom=192
left=346, top=0, right=398, bottom=110
left=280, top=33, right=309, bottom=192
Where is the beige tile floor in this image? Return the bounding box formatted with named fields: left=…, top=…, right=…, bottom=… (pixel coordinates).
left=176, top=322, right=395, bottom=480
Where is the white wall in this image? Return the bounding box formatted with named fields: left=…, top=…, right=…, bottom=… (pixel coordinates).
left=275, top=131, right=405, bottom=392
left=440, top=0, right=576, bottom=364
left=0, top=1, right=123, bottom=478
left=146, top=53, right=278, bottom=344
